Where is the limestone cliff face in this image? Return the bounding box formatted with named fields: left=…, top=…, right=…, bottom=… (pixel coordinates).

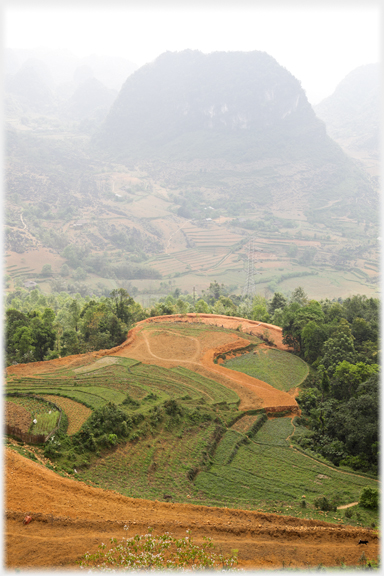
left=94, top=50, right=327, bottom=161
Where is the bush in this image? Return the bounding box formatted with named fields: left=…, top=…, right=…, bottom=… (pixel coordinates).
left=122, top=394, right=140, bottom=408
left=359, top=487, right=379, bottom=510
left=78, top=529, right=238, bottom=570
left=108, top=433, right=118, bottom=446
left=344, top=508, right=353, bottom=519
left=163, top=399, right=183, bottom=417
left=314, top=495, right=336, bottom=512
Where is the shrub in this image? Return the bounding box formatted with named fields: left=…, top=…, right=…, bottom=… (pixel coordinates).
left=344, top=508, right=353, bottom=519
left=163, top=399, right=183, bottom=417
left=78, top=528, right=238, bottom=570
left=122, top=394, right=140, bottom=408
left=359, top=487, right=379, bottom=510
left=108, top=433, right=118, bottom=446
left=314, top=495, right=336, bottom=512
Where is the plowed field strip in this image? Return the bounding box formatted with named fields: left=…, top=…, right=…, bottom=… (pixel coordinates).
left=5, top=449, right=379, bottom=570
left=40, top=395, right=92, bottom=436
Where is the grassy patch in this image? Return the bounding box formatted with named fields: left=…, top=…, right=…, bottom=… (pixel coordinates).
left=224, top=348, right=308, bottom=391
left=30, top=411, right=60, bottom=435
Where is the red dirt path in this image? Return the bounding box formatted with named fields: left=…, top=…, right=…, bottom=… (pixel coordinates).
left=5, top=448, right=379, bottom=570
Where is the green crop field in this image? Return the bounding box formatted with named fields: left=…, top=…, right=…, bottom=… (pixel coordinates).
left=195, top=418, right=379, bottom=526
left=79, top=421, right=219, bottom=501
left=224, top=349, right=308, bottom=391
left=7, top=395, right=54, bottom=416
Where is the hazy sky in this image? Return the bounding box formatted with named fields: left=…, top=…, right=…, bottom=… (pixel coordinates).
left=4, top=1, right=381, bottom=105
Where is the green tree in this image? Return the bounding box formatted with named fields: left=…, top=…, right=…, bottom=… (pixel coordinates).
left=301, top=320, right=328, bottom=364
left=41, top=264, right=53, bottom=277
left=251, top=295, right=270, bottom=322
left=60, top=263, right=70, bottom=277
left=268, top=292, right=287, bottom=315
left=290, top=286, right=308, bottom=306
left=331, top=361, right=379, bottom=401
left=321, top=321, right=355, bottom=375
left=195, top=299, right=211, bottom=313
left=359, top=487, right=379, bottom=510
left=109, top=288, right=135, bottom=324
left=73, top=267, right=87, bottom=281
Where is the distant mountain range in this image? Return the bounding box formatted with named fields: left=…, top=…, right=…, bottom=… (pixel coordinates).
left=5, top=48, right=137, bottom=92
left=4, top=48, right=137, bottom=123
left=5, top=49, right=379, bottom=299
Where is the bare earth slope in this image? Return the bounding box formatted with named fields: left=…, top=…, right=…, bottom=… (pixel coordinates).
left=5, top=448, right=379, bottom=570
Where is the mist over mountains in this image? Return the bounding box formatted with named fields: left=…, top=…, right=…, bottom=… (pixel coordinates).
left=5, top=47, right=138, bottom=91
left=96, top=50, right=327, bottom=161
left=315, top=63, right=379, bottom=155
left=314, top=64, right=379, bottom=181
left=5, top=48, right=379, bottom=302
left=4, top=48, right=137, bottom=122
left=94, top=50, right=377, bottom=222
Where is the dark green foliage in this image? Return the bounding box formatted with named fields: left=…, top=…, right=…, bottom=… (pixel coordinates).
left=122, top=394, right=140, bottom=408
left=163, top=399, right=183, bottom=417
left=296, top=374, right=379, bottom=472
left=282, top=292, right=380, bottom=475
left=268, top=292, right=287, bottom=315
left=5, top=289, right=146, bottom=364
left=314, top=495, right=337, bottom=512
left=359, top=487, right=379, bottom=510
left=6, top=307, right=56, bottom=363
left=71, top=402, right=132, bottom=454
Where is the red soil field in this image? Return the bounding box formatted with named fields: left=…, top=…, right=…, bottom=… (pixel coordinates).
left=5, top=449, right=379, bottom=570
left=5, top=402, right=31, bottom=432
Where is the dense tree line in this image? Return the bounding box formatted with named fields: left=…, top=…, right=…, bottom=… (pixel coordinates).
left=277, top=290, right=379, bottom=475
left=5, top=288, right=146, bottom=364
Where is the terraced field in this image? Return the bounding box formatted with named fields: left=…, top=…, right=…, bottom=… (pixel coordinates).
left=5, top=314, right=378, bottom=535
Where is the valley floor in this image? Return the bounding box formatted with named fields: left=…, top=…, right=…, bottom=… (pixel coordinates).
left=5, top=448, right=379, bottom=570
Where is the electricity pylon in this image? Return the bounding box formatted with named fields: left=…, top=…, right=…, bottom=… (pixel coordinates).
left=242, top=237, right=257, bottom=298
